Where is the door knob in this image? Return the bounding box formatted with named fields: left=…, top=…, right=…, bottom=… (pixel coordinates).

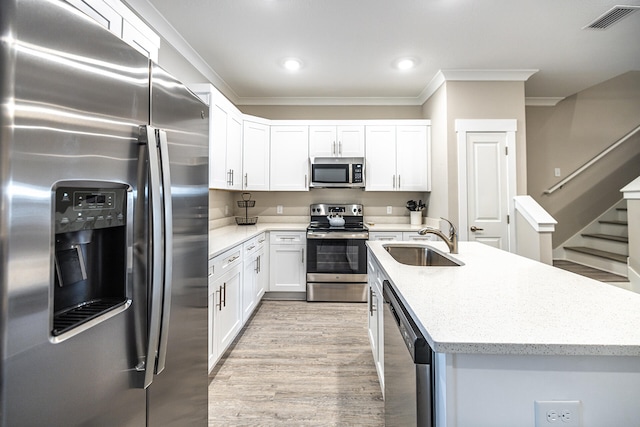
left=470, top=226, right=484, bottom=232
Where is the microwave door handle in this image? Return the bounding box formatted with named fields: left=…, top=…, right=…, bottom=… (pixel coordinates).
left=140, top=125, right=164, bottom=389
left=154, top=129, right=173, bottom=375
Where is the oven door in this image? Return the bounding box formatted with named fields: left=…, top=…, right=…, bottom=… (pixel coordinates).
left=306, top=234, right=368, bottom=302
left=310, top=163, right=352, bottom=188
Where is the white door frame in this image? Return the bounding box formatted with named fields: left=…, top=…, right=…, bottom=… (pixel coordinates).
left=455, top=119, right=518, bottom=251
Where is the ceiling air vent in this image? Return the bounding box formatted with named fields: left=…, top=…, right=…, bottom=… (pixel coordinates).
left=584, top=5, right=640, bottom=29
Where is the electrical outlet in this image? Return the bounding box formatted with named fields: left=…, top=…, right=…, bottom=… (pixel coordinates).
left=534, top=401, right=581, bottom=426
left=554, top=167, right=561, bottom=177
left=386, top=206, right=392, bottom=214
left=276, top=205, right=283, bottom=214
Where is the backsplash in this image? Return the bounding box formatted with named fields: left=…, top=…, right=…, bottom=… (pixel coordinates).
left=209, top=189, right=430, bottom=229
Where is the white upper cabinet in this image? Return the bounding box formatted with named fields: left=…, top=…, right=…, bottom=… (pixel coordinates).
left=242, top=119, right=270, bottom=191
left=66, top=0, right=160, bottom=61
left=270, top=126, right=309, bottom=191
left=309, top=125, right=365, bottom=158
left=190, top=84, right=243, bottom=190
left=365, top=123, right=430, bottom=192
left=396, top=125, right=430, bottom=191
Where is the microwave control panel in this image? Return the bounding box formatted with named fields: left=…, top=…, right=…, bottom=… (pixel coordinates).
left=352, top=163, right=363, bottom=183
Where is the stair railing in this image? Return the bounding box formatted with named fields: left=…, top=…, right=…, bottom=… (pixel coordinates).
left=544, top=124, right=640, bottom=194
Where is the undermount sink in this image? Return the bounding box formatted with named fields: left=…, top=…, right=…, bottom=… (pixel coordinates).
left=383, top=244, right=464, bottom=267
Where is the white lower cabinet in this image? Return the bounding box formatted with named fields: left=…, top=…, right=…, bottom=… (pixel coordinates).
left=242, top=233, right=267, bottom=323
left=269, top=232, right=306, bottom=292
left=208, top=246, right=242, bottom=371
left=367, top=250, right=385, bottom=394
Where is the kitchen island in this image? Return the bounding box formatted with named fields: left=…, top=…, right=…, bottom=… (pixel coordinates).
left=367, top=240, right=640, bottom=427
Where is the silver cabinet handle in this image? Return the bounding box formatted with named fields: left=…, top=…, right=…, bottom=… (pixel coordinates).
left=392, top=175, right=396, bottom=189
left=222, top=282, right=226, bottom=307
left=227, top=255, right=240, bottom=263
left=216, top=286, right=222, bottom=311
left=305, top=174, right=308, bottom=188
left=258, top=238, right=265, bottom=244
left=301, top=248, right=305, bottom=264
left=247, top=244, right=256, bottom=251
left=398, top=175, right=401, bottom=189
left=470, top=226, right=484, bottom=232
left=244, top=173, right=248, bottom=188
left=369, top=288, right=373, bottom=316
left=332, top=141, right=336, bottom=155
left=338, top=141, right=342, bottom=155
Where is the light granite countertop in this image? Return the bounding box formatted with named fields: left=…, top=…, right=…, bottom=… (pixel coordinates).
left=209, top=223, right=308, bottom=258
left=367, top=240, right=640, bottom=356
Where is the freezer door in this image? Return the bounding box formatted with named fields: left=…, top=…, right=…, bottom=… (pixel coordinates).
left=1, top=1, right=149, bottom=425
left=147, top=64, right=209, bottom=426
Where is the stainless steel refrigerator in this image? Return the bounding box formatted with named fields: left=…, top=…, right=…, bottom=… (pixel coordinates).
left=0, top=0, right=209, bottom=425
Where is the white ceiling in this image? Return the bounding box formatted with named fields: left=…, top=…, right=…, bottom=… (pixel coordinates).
left=130, top=0, right=640, bottom=106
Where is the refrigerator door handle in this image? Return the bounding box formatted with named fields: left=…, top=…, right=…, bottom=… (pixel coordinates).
left=141, top=125, right=165, bottom=389
left=155, top=129, right=173, bottom=375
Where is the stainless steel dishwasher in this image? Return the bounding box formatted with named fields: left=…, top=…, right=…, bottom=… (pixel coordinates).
left=383, top=280, right=434, bottom=427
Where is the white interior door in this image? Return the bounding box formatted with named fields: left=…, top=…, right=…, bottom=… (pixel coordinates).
left=456, top=120, right=517, bottom=252
left=466, top=132, right=510, bottom=249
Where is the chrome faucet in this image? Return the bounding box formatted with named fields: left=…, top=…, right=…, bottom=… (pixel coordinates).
left=418, top=217, right=458, bottom=254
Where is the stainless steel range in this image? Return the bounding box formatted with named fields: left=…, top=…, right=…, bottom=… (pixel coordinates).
left=306, top=203, right=369, bottom=302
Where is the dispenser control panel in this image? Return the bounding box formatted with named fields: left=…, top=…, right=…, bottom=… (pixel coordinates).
left=55, top=185, right=127, bottom=233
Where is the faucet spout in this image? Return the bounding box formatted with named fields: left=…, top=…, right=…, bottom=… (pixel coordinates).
left=418, top=217, right=458, bottom=254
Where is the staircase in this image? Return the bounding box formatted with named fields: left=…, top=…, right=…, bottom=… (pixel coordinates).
left=559, top=200, right=629, bottom=277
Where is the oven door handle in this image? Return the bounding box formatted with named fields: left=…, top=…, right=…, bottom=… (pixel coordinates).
left=306, top=232, right=369, bottom=239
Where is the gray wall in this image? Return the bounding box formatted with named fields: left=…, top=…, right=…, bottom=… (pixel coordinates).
left=526, top=71, right=640, bottom=246
left=421, top=80, right=527, bottom=226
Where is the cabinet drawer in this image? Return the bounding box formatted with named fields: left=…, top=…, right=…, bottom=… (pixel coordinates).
left=270, top=231, right=305, bottom=244
left=211, top=246, right=242, bottom=281
left=402, top=232, right=438, bottom=242
left=368, top=231, right=403, bottom=241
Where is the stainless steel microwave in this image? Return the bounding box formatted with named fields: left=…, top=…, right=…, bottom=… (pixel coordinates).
left=310, top=157, right=365, bottom=188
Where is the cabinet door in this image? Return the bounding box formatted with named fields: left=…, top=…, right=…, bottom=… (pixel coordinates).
left=215, top=266, right=242, bottom=355
left=309, top=126, right=337, bottom=157
left=242, top=254, right=257, bottom=323
left=208, top=103, right=228, bottom=189
left=365, top=126, right=396, bottom=191
left=243, top=121, right=270, bottom=191
left=227, top=114, right=243, bottom=190
left=207, top=260, right=217, bottom=372
left=255, top=248, right=267, bottom=301
left=396, top=125, right=430, bottom=191
left=269, top=245, right=306, bottom=292
left=337, top=125, right=365, bottom=157
left=270, top=126, right=309, bottom=191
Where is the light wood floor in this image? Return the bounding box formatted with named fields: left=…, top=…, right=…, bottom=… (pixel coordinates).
left=208, top=301, right=384, bottom=427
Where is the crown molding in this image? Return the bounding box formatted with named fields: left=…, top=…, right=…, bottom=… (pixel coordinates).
left=525, top=97, right=565, bottom=107
left=235, top=96, right=426, bottom=106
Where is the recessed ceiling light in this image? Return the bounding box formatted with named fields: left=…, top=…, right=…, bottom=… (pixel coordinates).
left=283, top=58, right=302, bottom=71
left=396, top=58, right=416, bottom=70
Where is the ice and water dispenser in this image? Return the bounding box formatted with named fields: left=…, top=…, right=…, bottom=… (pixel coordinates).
left=52, top=182, right=130, bottom=337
